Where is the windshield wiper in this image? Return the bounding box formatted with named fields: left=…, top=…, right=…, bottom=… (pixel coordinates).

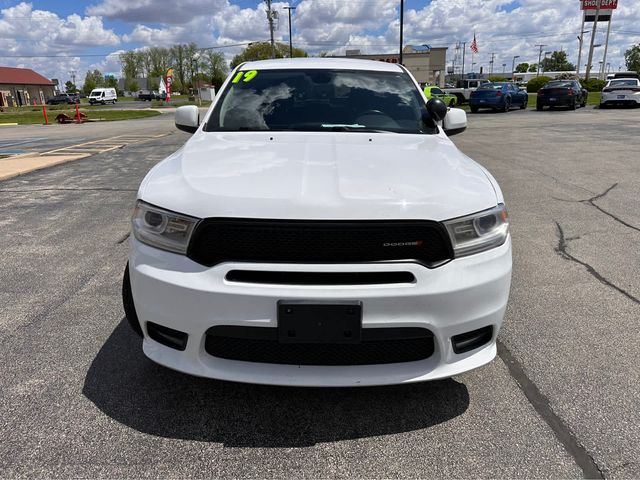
left=320, top=124, right=397, bottom=133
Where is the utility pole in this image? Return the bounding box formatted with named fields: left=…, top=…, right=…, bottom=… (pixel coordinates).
left=283, top=6, right=296, bottom=58
left=511, top=55, right=520, bottom=80
left=576, top=29, right=588, bottom=77
left=535, top=44, right=546, bottom=76
left=601, top=9, right=613, bottom=80
left=265, top=0, right=276, bottom=59
left=399, top=0, right=404, bottom=65
left=585, top=0, right=601, bottom=80
left=489, top=52, right=495, bottom=75
left=461, top=42, right=466, bottom=80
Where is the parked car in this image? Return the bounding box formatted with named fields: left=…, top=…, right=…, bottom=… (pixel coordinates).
left=88, top=88, right=117, bottom=105
left=122, top=58, right=512, bottom=387
left=469, top=82, right=528, bottom=113
left=536, top=80, right=587, bottom=111
left=46, top=94, right=76, bottom=105
left=600, top=78, right=640, bottom=108
left=423, top=85, right=457, bottom=106
left=137, top=90, right=165, bottom=101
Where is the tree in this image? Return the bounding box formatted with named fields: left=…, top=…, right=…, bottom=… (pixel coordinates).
left=231, top=42, right=308, bottom=68
left=82, top=69, right=105, bottom=95
left=170, top=43, right=198, bottom=90
left=64, top=81, right=77, bottom=93
left=540, top=51, right=575, bottom=72
left=625, top=44, right=640, bottom=73
left=125, top=78, right=139, bottom=93
left=104, top=75, right=118, bottom=89
left=528, top=63, right=538, bottom=73
left=120, top=51, right=141, bottom=80
left=203, top=51, right=229, bottom=88
left=148, top=47, right=172, bottom=78
left=515, top=62, right=529, bottom=73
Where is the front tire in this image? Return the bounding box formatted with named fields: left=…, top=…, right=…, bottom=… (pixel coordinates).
left=449, top=99, right=456, bottom=107
left=470, top=106, right=479, bottom=113
left=123, top=263, right=143, bottom=337
left=536, top=104, right=543, bottom=111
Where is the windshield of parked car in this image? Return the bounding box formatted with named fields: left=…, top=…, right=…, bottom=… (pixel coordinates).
left=90, top=90, right=102, bottom=96
left=205, top=69, right=430, bottom=134
left=609, top=79, right=638, bottom=86
left=545, top=81, right=573, bottom=88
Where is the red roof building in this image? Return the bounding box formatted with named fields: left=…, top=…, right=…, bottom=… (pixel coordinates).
left=0, top=66, right=56, bottom=107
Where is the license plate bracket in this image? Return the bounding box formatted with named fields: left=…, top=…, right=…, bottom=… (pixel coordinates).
left=277, top=301, right=362, bottom=344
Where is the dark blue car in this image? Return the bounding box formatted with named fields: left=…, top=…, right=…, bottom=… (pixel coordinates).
left=469, top=82, right=528, bottom=113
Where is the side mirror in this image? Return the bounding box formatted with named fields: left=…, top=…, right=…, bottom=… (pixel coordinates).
left=426, top=98, right=447, bottom=122
left=175, top=105, right=200, bottom=134
left=443, top=108, right=467, bottom=136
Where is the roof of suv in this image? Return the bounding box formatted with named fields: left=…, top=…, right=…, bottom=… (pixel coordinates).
left=239, top=57, right=405, bottom=73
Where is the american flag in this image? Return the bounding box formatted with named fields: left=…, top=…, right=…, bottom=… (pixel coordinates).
left=470, top=33, right=479, bottom=54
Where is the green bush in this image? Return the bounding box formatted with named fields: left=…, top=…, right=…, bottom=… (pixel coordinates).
left=527, top=76, right=552, bottom=93
left=580, top=78, right=606, bottom=92
left=488, top=76, right=508, bottom=82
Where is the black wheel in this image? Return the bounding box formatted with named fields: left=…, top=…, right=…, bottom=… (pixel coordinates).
left=123, top=262, right=143, bottom=337
left=470, top=106, right=479, bottom=113
left=536, top=104, right=543, bottom=111
left=570, top=100, right=576, bottom=110
left=449, top=99, right=456, bottom=107
left=520, top=99, right=527, bottom=110
left=503, top=98, right=511, bottom=112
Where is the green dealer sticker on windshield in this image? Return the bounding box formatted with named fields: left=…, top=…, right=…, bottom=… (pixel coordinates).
left=231, top=70, right=258, bottom=83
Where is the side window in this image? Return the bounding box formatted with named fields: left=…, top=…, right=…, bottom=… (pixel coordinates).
left=432, top=88, right=443, bottom=95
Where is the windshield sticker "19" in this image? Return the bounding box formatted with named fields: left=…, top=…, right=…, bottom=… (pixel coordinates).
left=231, top=70, right=258, bottom=83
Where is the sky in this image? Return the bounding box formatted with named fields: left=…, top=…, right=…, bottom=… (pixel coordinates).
left=1, top=0, right=639, bottom=86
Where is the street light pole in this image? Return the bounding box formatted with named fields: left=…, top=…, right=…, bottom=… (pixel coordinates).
left=535, top=44, right=546, bottom=77
left=511, top=55, right=519, bottom=80
left=284, top=6, right=296, bottom=58
left=399, top=0, right=404, bottom=65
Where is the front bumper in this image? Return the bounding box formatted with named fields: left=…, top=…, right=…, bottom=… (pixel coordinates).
left=129, top=236, right=512, bottom=387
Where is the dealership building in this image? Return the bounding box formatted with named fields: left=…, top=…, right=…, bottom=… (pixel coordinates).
left=342, top=45, right=448, bottom=87
left=0, top=66, right=56, bottom=107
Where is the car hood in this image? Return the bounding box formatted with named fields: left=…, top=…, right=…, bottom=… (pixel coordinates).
left=139, top=131, right=498, bottom=221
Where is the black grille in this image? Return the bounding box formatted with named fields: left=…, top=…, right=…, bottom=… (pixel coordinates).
left=204, top=326, right=434, bottom=366
left=188, top=219, right=453, bottom=268
left=225, top=270, right=416, bottom=285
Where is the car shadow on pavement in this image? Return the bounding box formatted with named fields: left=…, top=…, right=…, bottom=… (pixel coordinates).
left=83, top=319, right=470, bottom=448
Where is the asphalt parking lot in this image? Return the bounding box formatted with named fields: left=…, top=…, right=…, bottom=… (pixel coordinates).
left=1, top=106, right=639, bottom=478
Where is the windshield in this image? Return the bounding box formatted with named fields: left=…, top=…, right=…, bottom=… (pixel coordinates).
left=205, top=69, right=430, bottom=134
left=90, top=90, right=102, bottom=96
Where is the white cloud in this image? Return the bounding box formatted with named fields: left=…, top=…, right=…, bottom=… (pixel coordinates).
left=2, top=0, right=639, bottom=86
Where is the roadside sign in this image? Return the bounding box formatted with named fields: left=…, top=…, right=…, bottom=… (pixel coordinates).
left=581, top=0, right=617, bottom=9
left=583, top=10, right=612, bottom=21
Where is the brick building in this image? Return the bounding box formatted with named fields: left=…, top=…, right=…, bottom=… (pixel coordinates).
left=0, top=66, right=56, bottom=107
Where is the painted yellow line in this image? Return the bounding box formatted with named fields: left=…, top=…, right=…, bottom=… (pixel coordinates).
left=0, top=154, right=90, bottom=182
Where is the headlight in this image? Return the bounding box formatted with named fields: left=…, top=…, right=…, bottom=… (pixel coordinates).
left=444, top=204, right=509, bottom=257
left=132, top=200, right=199, bottom=254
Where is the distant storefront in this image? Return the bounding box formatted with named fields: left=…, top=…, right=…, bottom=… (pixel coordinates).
left=340, top=45, right=448, bottom=87
left=0, top=66, right=55, bottom=107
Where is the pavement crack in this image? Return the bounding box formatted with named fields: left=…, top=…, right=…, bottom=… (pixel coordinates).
left=497, top=341, right=604, bottom=479
left=554, top=221, right=640, bottom=305
left=579, top=184, right=640, bottom=233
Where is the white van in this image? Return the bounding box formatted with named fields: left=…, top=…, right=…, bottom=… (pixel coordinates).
left=88, top=88, right=117, bottom=105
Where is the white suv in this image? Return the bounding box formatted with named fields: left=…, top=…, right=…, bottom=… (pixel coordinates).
left=123, top=58, right=512, bottom=387
left=600, top=78, right=640, bottom=107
